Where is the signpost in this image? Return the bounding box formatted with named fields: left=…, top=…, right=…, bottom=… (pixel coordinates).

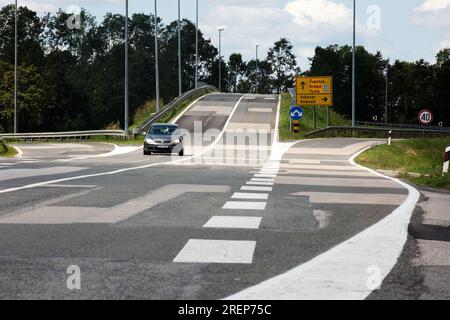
left=290, top=106, right=303, bottom=133
left=418, top=109, right=433, bottom=125
left=296, top=76, right=333, bottom=107
left=296, top=76, right=333, bottom=130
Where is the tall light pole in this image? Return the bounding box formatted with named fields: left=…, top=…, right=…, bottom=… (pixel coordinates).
left=195, top=0, right=199, bottom=88
left=14, top=0, right=18, bottom=133
left=154, top=0, right=160, bottom=113
left=256, top=44, right=260, bottom=94
left=178, top=0, right=182, bottom=96
left=352, top=0, right=356, bottom=127
left=385, top=65, right=389, bottom=125
left=124, top=0, right=129, bottom=133
left=218, top=28, right=224, bottom=92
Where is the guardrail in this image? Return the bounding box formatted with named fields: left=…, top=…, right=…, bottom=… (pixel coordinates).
left=304, top=126, right=450, bottom=139
left=135, top=85, right=218, bottom=134
left=0, top=130, right=127, bottom=143
left=355, top=121, right=449, bottom=132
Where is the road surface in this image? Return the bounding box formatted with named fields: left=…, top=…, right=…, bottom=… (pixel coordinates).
left=0, top=93, right=417, bottom=299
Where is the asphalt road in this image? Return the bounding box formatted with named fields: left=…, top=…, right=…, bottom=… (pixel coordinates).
left=0, top=93, right=416, bottom=300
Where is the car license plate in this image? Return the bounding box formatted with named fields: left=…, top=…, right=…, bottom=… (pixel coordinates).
left=158, top=146, right=169, bottom=149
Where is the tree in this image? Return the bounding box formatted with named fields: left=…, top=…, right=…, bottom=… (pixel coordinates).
left=267, top=38, right=300, bottom=93
left=228, top=53, right=245, bottom=93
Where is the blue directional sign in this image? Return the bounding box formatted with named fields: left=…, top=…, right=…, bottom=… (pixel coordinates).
left=290, top=106, right=304, bottom=121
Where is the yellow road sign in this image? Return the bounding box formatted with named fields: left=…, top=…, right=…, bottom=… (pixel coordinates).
left=296, top=76, right=333, bottom=106
left=297, top=94, right=333, bottom=107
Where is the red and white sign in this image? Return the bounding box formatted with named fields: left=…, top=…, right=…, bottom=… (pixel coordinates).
left=418, top=109, right=433, bottom=125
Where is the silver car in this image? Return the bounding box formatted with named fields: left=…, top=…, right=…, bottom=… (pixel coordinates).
left=143, top=124, right=185, bottom=156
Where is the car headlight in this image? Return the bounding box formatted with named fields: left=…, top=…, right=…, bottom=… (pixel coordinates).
left=146, top=139, right=155, bottom=144
left=173, top=139, right=181, bottom=144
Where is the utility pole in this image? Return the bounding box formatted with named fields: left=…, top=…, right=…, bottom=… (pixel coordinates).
left=256, top=44, right=260, bottom=94
left=218, top=28, right=224, bottom=92
left=14, top=0, right=18, bottom=133
left=178, top=0, right=182, bottom=96
left=352, top=0, right=356, bottom=127
left=154, top=0, right=160, bottom=113
left=195, top=0, right=199, bottom=88
left=124, top=0, right=129, bottom=133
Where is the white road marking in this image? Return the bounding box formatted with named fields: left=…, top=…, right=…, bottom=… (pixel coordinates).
left=264, top=97, right=276, bottom=100
left=39, top=184, right=98, bottom=189
left=203, top=216, right=262, bottom=229
left=279, top=169, right=373, bottom=177
left=174, top=239, right=256, bottom=264
left=58, top=145, right=142, bottom=161
left=232, top=192, right=269, bottom=200
left=171, top=92, right=216, bottom=123
left=251, top=178, right=274, bottom=182
left=241, top=186, right=273, bottom=192
left=0, top=167, right=87, bottom=182
left=280, top=164, right=364, bottom=171
left=0, top=163, right=16, bottom=166
left=254, top=174, right=277, bottom=178
left=223, top=201, right=267, bottom=210
left=248, top=108, right=273, bottom=113
left=276, top=176, right=402, bottom=189
left=246, top=181, right=274, bottom=186
left=292, top=192, right=407, bottom=205
left=0, top=184, right=230, bottom=224
left=225, top=144, right=420, bottom=300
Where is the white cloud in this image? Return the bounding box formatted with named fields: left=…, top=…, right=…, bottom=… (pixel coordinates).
left=415, top=0, right=450, bottom=12
left=285, top=0, right=352, bottom=28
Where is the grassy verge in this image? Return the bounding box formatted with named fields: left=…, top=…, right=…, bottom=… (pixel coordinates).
left=279, top=93, right=350, bottom=141
left=355, top=138, right=450, bottom=189
left=0, top=141, right=18, bottom=158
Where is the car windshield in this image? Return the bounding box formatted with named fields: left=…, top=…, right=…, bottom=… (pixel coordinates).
left=150, top=126, right=177, bottom=136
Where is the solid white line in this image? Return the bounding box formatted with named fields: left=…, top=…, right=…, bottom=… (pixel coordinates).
left=171, top=92, right=216, bottom=124
left=203, top=216, right=262, bottom=229
left=11, top=145, right=23, bottom=158
left=225, top=144, right=420, bottom=300
left=174, top=239, right=256, bottom=264
left=241, top=186, right=273, bottom=192
left=223, top=201, right=267, bottom=210
left=232, top=192, right=269, bottom=200
left=0, top=95, right=246, bottom=195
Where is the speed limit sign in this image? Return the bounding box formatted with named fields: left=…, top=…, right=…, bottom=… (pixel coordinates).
left=418, top=109, right=433, bottom=125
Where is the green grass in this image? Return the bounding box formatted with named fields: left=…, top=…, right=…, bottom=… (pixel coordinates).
left=356, top=138, right=450, bottom=189
left=0, top=142, right=18, bottom=158
left=279, top=93, right=350, bottom=141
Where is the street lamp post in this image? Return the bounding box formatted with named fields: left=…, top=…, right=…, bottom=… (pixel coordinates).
left=256, top=44, right=260, bottom=94
left=385, top=65, right=389, bottom=125
left=154, top=0, right=160, bottom=113
left=195, top=0, right=199, bottom=88
left=178, top=0, right=182, bottom=96
left=14, top=0, right=18, bottom=133
left=218, top=28, right=224, bottom=92
left=352, top=0, right=356, bottom=127
left=124, top=0, right=129, bottom=133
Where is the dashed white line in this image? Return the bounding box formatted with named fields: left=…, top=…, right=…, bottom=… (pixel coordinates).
left=223, top=201, right=267, bottom=210
left=232, top=192, right=269, bottom=200
left=174, top=239, right=256, bottom=264
left=241, top=186, right=273, bottom=192
left=203, top=216, right=262, bottom=229
left=246, top=181, right=274, bottom=186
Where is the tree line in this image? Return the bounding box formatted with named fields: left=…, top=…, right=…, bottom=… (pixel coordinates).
left=0, top=5, right=299, bottom=133
left=0, top=4, right=449, bottom=133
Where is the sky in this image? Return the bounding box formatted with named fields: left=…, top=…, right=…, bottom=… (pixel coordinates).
left=1, top=0, right=449, bottom=70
